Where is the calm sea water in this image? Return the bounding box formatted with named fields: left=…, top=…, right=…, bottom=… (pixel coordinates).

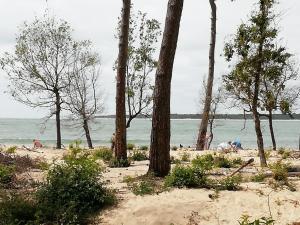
left=0, top=118, right=299, bottom=149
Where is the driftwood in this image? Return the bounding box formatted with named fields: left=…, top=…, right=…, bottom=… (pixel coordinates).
left=22, top=145, right=43, bottom=153
left=229, top=158, right=254, bottom=177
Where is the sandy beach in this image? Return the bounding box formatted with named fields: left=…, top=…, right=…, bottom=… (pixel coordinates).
left=4, top=146, right=300, bottom=225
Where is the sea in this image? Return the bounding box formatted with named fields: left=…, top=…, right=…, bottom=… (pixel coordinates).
left=0, top=118, right=299, bottom=149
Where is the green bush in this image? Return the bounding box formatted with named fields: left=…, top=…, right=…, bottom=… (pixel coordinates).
left=277, top=147, right=285, bottom=155
left=232, top=157, right=243, bottom=166
left=93, top=147, right=113, bottom=162
left=109, top=157, right=131, bottom=168
left=251, top=172, right=267, bottom=182
left=0, top=164, right=15, bottom=185
left=0, top=193, right=37, bottom=225
left=68, top=140, right=82, bottom=150
left=238, top=215, right=275, bottom=225
left=139, top=145, right=148, bottom=151
left=170, top=156, right=181, bottom=164
left=131, top=150, right=148, bottom=161
left=214, top=156, right=232, bottom=168
left=180, top=152, right=190, bottom=162
left=269, top=161, right=289, bottom=181
left=282, top=151, right=291, bottom=159
left=132, top=180, right=155, bottom=196
left=36, top=150, right=115, bottom=225
left=6, top=146, right=17, bottom=154
left=127, top=143, right=135, bottom=150
left=192, top=154, right=214, bottom=171
left=219, top=175, right=242, bottom=191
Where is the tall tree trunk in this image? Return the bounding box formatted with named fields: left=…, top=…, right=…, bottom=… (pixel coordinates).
left=196, top=0, right=216, bottom=151
left=148, top=0, right=184, bottom=177
left=268, top=110, right=276, bottom=150
left=252, top=1, right=267, bottom=167
left=115, top=0, right=130, bottom=160
left=55, top=92, right=62, bottom=149
left=83, top=119, right=93, bottom=149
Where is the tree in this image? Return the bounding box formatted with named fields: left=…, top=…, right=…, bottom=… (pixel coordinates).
left=115, top=9, right=162, bottom=128
left=260, top=62, right=299, bottom=150
left=148, top=0, right=184, bottom=177
left=115, top=0, right=131, bottom=161
left=1, top=15, right=83, bottom=149
left=196, top=0, right=217, bottom=151
left=223, top=0, right=290, bottom=166
left=65, top=42, right=103, bottom=149
left=198, top=78, right=224, bottom=149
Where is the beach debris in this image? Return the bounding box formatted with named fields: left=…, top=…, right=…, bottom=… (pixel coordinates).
left=229, top=158, right=254, bottom=177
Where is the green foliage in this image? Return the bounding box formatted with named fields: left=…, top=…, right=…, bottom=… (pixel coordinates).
left=127, top=143, right=135, bottom=150
left=0, top=164, right=15, bottom=185
left=0, top=193, right=37, bottom=225
left=36, top=150, right=115, bottom=224
left=213, top=155, right=232, bottom=168
left=277, top=147, right=285, bottom=155
left=170, top=156, right=181, bottom=164
left=109, top=157, right=131, bottom=168
left=269, top=160, right=289, bottom=181
left=93, top=147, right=113, bottom=162
left=139, top=145, right=148, bottom=151
left=131, top=150, right=148, bottom=161
left=191, top=154, right=214, bottom=171
left=6, top=146, right=17, bottom=154
left=68, top=140, right=82, bottom=150
left=132, top=180, right=155, bottom=196
left=232, top=157, right=243, bottom=166
left=180, top=152, right=190, bottom=162
left=219, top=175, right=242, bottom=191
left=251, top=172, right=267, bottom=182
left=238, top=215, right=275, bottom=225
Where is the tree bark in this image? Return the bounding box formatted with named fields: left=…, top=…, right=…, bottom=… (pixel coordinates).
left=268, top=110, right=276, bottom=150
left=148, top=0, right=184, bottom=177
left=196, top=0, right=216, bottom=151
left=83, top=119, right=93, bottom=149
left=55, top=92, right=62, bottom=149
left=115, top=0, right=131, bottom=160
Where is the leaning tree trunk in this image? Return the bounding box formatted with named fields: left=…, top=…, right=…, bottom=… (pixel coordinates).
left=115, top=0, right=131, bottom=161
left=268, top=110, right=276, bottom=150
left=196, top=0, right=217, bottom=151
left=148, top=0, right=184, bottom=177
left=83, top=119, right=93, bottom=149
left=55, top=92, right=62, bottom=149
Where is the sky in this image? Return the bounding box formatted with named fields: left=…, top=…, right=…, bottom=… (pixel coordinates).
left=0, top=0, right=299, bottom=118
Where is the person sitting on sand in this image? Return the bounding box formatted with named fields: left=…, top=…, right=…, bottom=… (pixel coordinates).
left=217, top=141, right=232, bottom=153
left=232, top=139, right=243, bottom=150
left=33, top=139, right=43, bottom=148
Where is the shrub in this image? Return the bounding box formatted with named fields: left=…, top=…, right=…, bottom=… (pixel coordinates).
left=180, top=152, right=190, bottom=162
left=219, top=175, right=242, bottom=191
left=109, top=157, right=131, bottom=168
left=139, top=145, right=148, bottom=151
left=6, top=146, right=17, bottom=154
left=192, top=154, right=214, bottom=171
left=68, top=139, right=82, bottom=150
left=269, top=161, right=289, bottom=181
left=127, top=143, right=135, bottom=150
left=0, top=164, right=15, bottom=185
left=132, top=180, right=155, bottom=196
left=171, top=146, right=178, bottom=151
left=36, top=150, right=115, bottom=225
left=170, top=156, right=181, bottom=164
left=131, top=150, right=148, bottom=161
left=93, top=147, right=113, bottom=162
left=0, top=193, right=37, bottom=225
left=232, top=157, right=243, bottom=166
left=214, top=156, right=232, bottom=168
left=251, top=172, right=267, bottom=182
left=238, top=215, right=275, bottom=225
left=282, top=151, right=291, bottom=159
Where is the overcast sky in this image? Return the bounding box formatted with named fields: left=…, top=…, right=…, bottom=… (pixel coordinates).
left=0, top=0, right=299, bottom=118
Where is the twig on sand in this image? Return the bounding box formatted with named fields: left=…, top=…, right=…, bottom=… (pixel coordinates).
left=229, top=158, right=254, bottom=177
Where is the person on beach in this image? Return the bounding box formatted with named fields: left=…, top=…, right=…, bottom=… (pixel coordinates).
left=204, top=133, right=212, bottom=150
left=33, top=139, right=43, bottom=148
left=217, top=141, right=232, bottom=152
left=232, top=139, right=243, bottom=150
left=111, top=133, right=116, bottom=151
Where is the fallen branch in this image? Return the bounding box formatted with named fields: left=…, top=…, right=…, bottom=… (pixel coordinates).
left=229, top=158, right=254, bottom=177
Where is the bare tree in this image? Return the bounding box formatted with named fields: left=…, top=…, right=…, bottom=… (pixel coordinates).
left=65, top=43, right=103, bottom=149
left=115, top=0, right=131, bottom=161
left=196, top=0, right=217, bottom=151
left=0, top=15, right=83, bottom=149
left=149, top=0, right=184, bottom=177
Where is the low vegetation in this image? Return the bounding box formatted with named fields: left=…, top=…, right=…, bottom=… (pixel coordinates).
left=127, top=143, right=135, bottom=150
left=93, top=147, right=113, bottom=162
left=238, top=215, right=275, bottom=225
left=131, top=150, right=148, bottom=161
